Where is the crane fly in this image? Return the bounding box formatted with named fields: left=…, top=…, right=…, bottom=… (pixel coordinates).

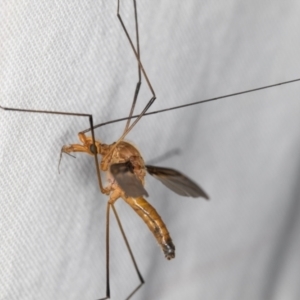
left=1, top=1, right=300, bottom=300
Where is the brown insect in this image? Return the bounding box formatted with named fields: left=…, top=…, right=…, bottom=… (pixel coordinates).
left=2, top=1, right=300, bottom=300
left=60, top=132, right=209, bottom=258
left=2, top=1, right=210, bottom=299
left=55, top=0, right=209, bottom=297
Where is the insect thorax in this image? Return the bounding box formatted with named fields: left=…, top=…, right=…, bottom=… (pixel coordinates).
left=102, top=141, right=146, bottom=185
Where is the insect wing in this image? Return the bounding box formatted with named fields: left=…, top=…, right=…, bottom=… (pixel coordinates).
left=146, top=165, right=209, bottom=199
left=110, top=161, right=149, bottom=198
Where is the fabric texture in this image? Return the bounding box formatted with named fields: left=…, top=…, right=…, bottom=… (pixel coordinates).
left=1, top=1, right=300, bottom=300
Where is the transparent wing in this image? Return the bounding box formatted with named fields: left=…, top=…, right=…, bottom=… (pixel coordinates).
left=110, top=161, right=149, bottom=198
left=146, top=165, right=209, bottom=199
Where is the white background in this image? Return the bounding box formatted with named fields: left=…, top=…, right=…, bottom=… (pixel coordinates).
left=1, top=1, right=300, bottom=300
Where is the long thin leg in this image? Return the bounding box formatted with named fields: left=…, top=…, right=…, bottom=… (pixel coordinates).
left=0, top=105, right=105, bottom=194
left=123, top=0, right=142, bottom=133
left=116, top=0, right=156, bottom=140
left=82, top=0, right=156, bottom=139
left=117, top=0, right=155, bottom=97
left=98, top=196, right=144, bottom=300
left=111, top=204, right=144, bottom=300
left=90, top=0, right=156, bottom=164
left=81, top=77, right=300, bottom=133
left=98, top=202, right=111, bottom=300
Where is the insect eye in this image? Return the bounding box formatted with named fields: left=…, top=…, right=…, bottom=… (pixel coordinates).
left=90, top=144, right=97, bottom=154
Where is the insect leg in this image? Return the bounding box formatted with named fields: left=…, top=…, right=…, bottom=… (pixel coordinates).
left=117, top=0, right=155, bottom=97
left=116, top=0, right=156, bottom=140
left=111, top=203, right=145, bottom=300
left=0, top=105, right=105, bottom=194
left=123, top=0, right=142, bottom=133
left=81, top=0, right=156, bottom=137
left=82, top=78, right=300, bottom=134
left=98, top=201, right=111, bottom=300
left=83, top=0, right=156, bottom=140
left=98, top=188, right=144, bottom=300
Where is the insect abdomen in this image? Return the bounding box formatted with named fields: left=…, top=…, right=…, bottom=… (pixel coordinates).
left=123, top=196, right=175, bottom=260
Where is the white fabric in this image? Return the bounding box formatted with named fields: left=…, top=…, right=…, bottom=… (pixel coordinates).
left=1, top=1, right=300, bottom=300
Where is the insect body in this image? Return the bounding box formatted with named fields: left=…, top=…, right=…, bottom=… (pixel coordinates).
left=61, top=131, right=208, bottom=261
left=1, top=0, right=211, bottom=297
